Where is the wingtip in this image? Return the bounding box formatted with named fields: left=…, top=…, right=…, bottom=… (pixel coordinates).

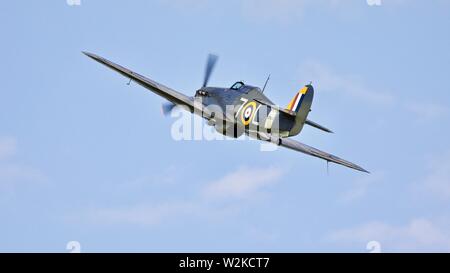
left=342, top=163, right=370, bottom=174
left=357, top=167, right=370, bottom=174
left=82, top=51, right=98, bottom=60
left=347, top=162, right=369, bottom=173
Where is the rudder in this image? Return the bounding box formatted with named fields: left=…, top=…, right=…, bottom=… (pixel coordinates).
left=286, top=84, right=314, bottom=136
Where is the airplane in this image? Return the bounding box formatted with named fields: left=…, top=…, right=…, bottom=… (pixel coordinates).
left=83, top=52, right=369, bottom=173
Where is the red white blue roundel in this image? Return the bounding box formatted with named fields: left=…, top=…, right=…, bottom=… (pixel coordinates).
left=240, top=101, right=257, bottom=126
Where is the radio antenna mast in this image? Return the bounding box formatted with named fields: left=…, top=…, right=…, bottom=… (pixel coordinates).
left=262, top=74, right=271, bottom=93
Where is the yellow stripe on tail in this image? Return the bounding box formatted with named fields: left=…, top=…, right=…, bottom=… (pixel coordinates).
left=286, top=86, right=309, bottom=112
left=286, top=84, right=314, bottom=136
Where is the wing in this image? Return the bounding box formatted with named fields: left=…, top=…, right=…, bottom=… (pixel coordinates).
left=256, top=132, right=368, bottom=173
left=83, top=51, right=209, bottom=116
left=280, top=138, right=369, bottom=173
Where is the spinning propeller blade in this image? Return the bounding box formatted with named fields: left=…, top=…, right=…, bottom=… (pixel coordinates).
left=202, top=54, right=218, bottom=87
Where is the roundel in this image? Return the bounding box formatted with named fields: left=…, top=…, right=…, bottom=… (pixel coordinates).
left=240, top=101, right=257, bottom=126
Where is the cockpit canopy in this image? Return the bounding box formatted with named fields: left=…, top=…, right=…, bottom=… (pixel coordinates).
left=230, top=81, right=261, bottom=94
left=230, top=81, right=244, bottom=90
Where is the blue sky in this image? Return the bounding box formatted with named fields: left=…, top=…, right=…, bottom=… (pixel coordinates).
left=1, top=0, right=450, bottom=252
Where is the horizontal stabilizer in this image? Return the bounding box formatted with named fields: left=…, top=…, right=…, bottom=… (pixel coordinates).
left=305, top=119, right=333, bottom=133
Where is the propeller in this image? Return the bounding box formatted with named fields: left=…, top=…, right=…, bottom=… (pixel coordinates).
left=202, top=54, right=218, bottom=87
left=163, top=54, right=218, bottom=117
left=161, top=102, right=176, bottom=117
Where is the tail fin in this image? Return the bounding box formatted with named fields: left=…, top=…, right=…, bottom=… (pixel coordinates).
left=286, top=84, right=314, bottom=136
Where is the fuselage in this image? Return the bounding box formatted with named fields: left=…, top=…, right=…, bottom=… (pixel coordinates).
left=194, top=82, right=297, bottom=138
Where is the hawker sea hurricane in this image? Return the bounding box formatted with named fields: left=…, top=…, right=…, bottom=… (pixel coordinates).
left=83, top=52, right=368, bottom=173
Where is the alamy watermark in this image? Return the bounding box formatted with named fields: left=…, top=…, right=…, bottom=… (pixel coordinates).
left=66, top=241, right=81, bottom=253
left=168, top=101, right=282, bottom=152
left=367, top=0, right=382, bottom=6
left=66, top=0, right=81, bottom=6
left=366, top=241, right=382, bottom=253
